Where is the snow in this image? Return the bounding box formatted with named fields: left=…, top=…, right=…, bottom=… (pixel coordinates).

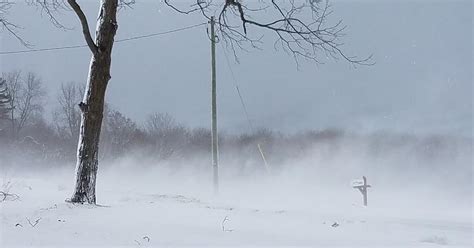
left=1, top=163, right=471, bottom=247
left=351, top=180, right=365, bottom=187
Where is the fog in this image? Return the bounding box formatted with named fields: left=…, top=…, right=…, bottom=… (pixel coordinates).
left=2, top=130, right=472, bottom=221
left=2, top=130, right=472, bottom=246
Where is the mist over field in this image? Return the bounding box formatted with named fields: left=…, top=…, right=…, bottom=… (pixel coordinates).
left=1, top=127, right=472, bottom=246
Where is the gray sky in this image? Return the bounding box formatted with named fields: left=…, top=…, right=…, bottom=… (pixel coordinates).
left=0, top=0, right=472, bottom=137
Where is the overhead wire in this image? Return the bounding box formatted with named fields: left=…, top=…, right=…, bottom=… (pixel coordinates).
left=219, top=41, right=255, bottom=134
left=219, top=41, right=271, bottom=171
left=0, top=22, right=207, bottom=55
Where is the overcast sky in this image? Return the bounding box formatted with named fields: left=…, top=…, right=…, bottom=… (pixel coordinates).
left=0, top=0, right=472, bottom=137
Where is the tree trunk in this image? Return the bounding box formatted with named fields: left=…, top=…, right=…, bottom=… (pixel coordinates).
left=70, top=0, right=118, bottom=204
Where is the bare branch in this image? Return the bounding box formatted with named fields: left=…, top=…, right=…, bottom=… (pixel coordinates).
left=27, top=0, right=68, bottom=29
left=0, top=0, right=30, bottom=46
left=221, top=216, right=234, bottom=232
left=166, top=0, right=373, bottom=66
left=67, top=0, right=98, bottom=55
left=0, top=191, right=19, bottom=202
left=164, top=0, right=202, bottom=14
left=119, top=0, right=135, bottom=9
left=26, top=217, right=41, bottom=227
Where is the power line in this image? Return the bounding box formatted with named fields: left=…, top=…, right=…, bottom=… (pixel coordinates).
left=219, top=42, right=255, bottom=133
left=0, top=22, right=207, bottom=55
left=115, top=22, right=206, bottom=43
left=220, top=42, right=270, bottom=171
left=0, top=44, right=87, bottom=55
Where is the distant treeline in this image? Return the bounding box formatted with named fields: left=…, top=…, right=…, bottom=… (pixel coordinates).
left=0, top=71, right=471, bottom=174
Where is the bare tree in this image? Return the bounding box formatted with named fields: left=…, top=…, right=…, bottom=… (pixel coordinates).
left=145, top=113, right=178, bottom=136
left=16, top=72, right=46, bottom=136
left=2, top=71, right=45, bottom=139
left=103, top=109, right=139, bottom=157
left=25, top=0, right=370, bottom=204
left=53, top=82, right=84, bottom=140
left=66, top=0, right=119, bottom=203
left=146, top=113, right=189, bottom=159
left=2, top=71, right=21, bottom=138
left=28, top=0, right=122, bottom=203
left=0, top=78, right=12, bottom=120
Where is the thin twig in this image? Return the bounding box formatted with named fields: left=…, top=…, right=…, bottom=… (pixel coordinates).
left=221, top=216, right=233, bottom=232
left=26, top=217, right=41, bottom=227
left=165, top=0, right=374, bottom=66
left=0, top=191, right=19, bottom=202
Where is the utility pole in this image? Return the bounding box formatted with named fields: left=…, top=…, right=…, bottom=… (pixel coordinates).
left=210, top=16, right=219, bottom=194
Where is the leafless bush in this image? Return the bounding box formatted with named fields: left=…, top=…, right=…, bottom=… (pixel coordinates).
left=0, top=181, right=19, bottom=202
left=145, top=113, right=189, bottom=160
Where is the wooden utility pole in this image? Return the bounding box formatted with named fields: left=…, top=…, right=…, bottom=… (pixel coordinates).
left=210, top=16, right=219, bottom=194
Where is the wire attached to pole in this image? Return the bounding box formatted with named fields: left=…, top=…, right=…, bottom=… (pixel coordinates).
left=220, top=42, right=270, bottom=172
left=0, top=22, right=207, bottom=55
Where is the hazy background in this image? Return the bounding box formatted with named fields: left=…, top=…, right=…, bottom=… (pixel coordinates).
left=0, top=0, right=472, bottom=137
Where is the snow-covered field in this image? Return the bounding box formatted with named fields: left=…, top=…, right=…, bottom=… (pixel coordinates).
left=1, top=160, right=472, bottom=248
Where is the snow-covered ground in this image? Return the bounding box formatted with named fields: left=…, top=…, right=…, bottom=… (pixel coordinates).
left=1, top=162, right=472, bottom=247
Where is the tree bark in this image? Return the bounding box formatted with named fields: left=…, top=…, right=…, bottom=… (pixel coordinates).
left=70, top=0, right=118, bottom=204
